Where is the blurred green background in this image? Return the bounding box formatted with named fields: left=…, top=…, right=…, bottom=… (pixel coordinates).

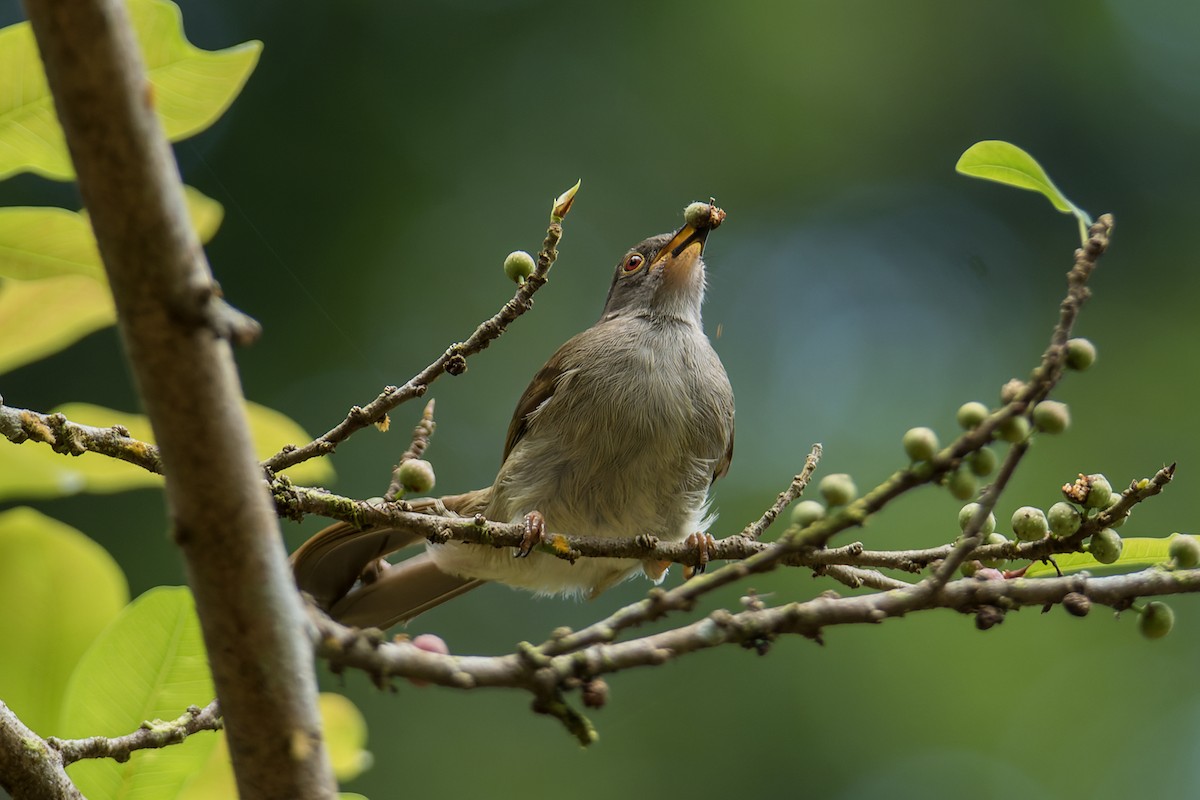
left=3, top=1, right=1199, bottom=798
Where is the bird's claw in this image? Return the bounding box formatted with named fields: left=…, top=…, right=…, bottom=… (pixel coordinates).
left=516, top=510, right=545, bottom=558
left=683, top=532, right=717, bottom=579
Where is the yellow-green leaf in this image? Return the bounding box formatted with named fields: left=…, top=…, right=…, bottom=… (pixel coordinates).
left=0, top=507, right=128, bottom=735
left=0, top=187, right=224, bottom=374
left=321, top=693, right=372, bottom=781
left=955, top=140, right=1091, bottom=242
left=0, top=207, right=105, bottom=280
left=0, top=0, right=261, bottom=181
left=62, top=587, right=218, bottom=800
left=0, top=274, right=116, bottom=375
left=0, top=401, right=334, bottom=502
left=1024, top=537, right=1172, bottom=578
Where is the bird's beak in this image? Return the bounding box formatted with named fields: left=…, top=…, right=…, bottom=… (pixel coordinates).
left=650, top=222, right=709, bottom=283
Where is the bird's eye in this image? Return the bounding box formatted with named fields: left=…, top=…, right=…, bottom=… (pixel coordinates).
left=622, top=253, right=644, bottom=274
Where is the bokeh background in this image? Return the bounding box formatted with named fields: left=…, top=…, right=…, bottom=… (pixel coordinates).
left=3, top=1, right=1199, bottom=798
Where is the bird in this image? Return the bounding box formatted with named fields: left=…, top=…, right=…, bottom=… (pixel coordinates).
left=291, top=203, right=735, bottom=629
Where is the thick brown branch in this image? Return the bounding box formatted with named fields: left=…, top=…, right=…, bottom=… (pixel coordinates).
left=0, top=701, right=82, bottom=799
left=22, top=0, right=336, bottom=796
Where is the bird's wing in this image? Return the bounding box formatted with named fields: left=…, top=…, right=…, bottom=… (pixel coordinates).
left=713, top=417, right=735, bottom=483
left=501, top=343, right=571, bottom=461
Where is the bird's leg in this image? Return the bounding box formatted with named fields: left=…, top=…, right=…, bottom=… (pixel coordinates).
left=515, top=510, right=545, bottom=558
left=683, top=532, right=717, bottom=579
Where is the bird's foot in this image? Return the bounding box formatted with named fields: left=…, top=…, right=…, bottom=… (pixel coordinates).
left=515, top=510, right=545, bottom=558
left=683, top=532, right=717, bottom=579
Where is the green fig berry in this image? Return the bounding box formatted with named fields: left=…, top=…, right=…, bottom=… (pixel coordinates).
left=903, top=427, right=939, bottom=462
left=969, top=447, right=997, bottom=477
left=998, top=415, right=1031, bottom=444
left=1083, top=473, right=1113, bottom=509
left=980, top=532, right=1010, bottom=569
left=1065, top=338, right=1097, bottom=371
left=684, top=202, right=713, bottom=228
left=1000, top=378, right=1027, bottom=405
left=1168, top=534, right=1200, bottom=569
left=958, top=503, right=996, bottom=535
left=819, top=473, right=857, bottom=507
left=1088, top=528, right=1123, bottom=564
left=503, top=250, right=536, bottom=284
left=789, top=499, right=826, bottom=528
left=1139, top=601, right=1174, bottom=640
left=1032, top=401, right=1070, bottom=434
left=1011, top=506, right=1049, bottom=542
left=1047, top=501, right=1082, bottom=538
left=397, top=458, right=436, bottom=494
left=957, top=401, right=989, bottom=430
left=947, top=469, right=978, bottom=501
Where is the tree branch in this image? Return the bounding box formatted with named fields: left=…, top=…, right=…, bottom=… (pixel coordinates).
left=0, top=701, right=82, bottom=800
left=46, top=702, right=223, bottom=767
left=21, top=0, right=336, bottom=796
left=309, top=565, right=1200, bottom=743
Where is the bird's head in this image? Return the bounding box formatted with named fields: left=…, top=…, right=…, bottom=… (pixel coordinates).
left=600, top=203, right=725, bottom=325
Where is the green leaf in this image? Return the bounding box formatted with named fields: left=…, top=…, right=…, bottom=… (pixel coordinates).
left=0, top=0, right=261, bottom=181
left=62, top=586, right=218, bottom=800
left=0, top=274, right=116, bottom=374
left=955, top=140, right=1091, bottom=242
left=0, top=507, right=128, bottom=735
left=0, top=187, right=223, bottom=375
left=0, top=401, right=334, bottom=502
left=321, top=693, right=372, bottom=781
left=1023, top=537, right=1171, bottom=578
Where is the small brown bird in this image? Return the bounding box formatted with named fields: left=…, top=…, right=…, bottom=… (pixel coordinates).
left=292, top=204, right=735, bottom=628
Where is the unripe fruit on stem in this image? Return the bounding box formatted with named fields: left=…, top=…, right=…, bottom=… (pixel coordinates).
left=1168, top=534, right=1200, bottom=569
left=1065, top=338, right=1097, bottom=371
left=1032, top=401, right=1070, bottom=434
left=1139, top=601, right=1174, bottom=640
left=819, top=474, right=857, bottom=506
left=998, top=415, right=1030, bottom=443
left=1011, top=506, right=1049, bottom=542
left=957, top=401, right=989, bottom=430
left=1083, top=473, right=1113, bottom=509
left=958, top=503, right=996, bottom=535
left=1047, top=501, right=1082, bottom=538
left=397, top=458, right=436, bottom=494
left=789, top=499, right=826, bottom=528
left=947, top=470, right=977, bottom=502
left=980, top=532, right=1009, bottom=569
left=903, top=427, right=939, bottom=461
left=1088, top=528, right=1122, bottom=564
left=969, top=447, right=997, bottom=477
left=1000, top=378, right=1027, bottom=404
left=503, top=250, right=536, bottom=284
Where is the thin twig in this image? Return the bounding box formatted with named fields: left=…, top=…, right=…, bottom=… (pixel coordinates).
left=46, top=701, right=223, bottom=766
left=384, top=399, right=438, bottom=501
left=0, top=399, right=163, bottom=474
left=739, top=444, right=822, bottom=542
left=262, top=210, right=574, bottom=475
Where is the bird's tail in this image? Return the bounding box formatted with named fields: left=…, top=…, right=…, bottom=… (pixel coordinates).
left=291, top=490, right=490, bottom=628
